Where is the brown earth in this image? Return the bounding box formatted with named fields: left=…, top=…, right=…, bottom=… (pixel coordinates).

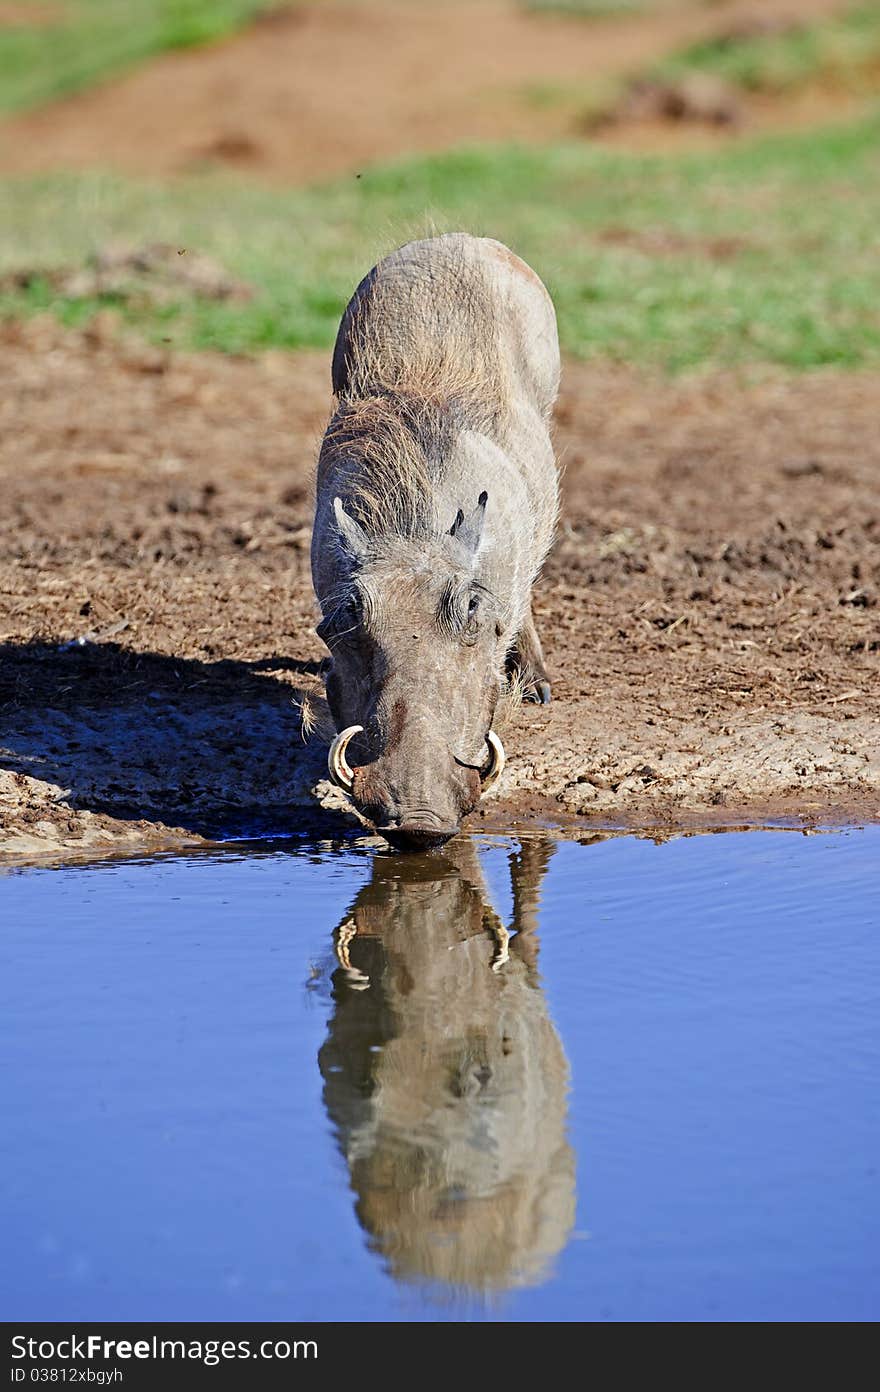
left=0, top=0, right=855, bottom=182
left=2, top=316, right=878, bottom=862
left=0, top=3, right=62, bottom=25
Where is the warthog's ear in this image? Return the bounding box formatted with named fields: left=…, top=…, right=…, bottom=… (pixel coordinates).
left=449, top=490, right=488, bottom=558
left=333, top=496, right=369, bottom=562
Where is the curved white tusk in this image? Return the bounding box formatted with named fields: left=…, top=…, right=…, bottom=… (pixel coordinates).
left=480, top=729, right=506, bottom=795
left=328, top=725, right=363, bottom=792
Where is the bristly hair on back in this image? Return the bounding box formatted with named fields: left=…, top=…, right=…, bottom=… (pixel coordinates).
left=320, top=389, right=493, bottom=541
left=319, top=250, right=506, bottom=541
left=336, top=241, right=505, bottom=412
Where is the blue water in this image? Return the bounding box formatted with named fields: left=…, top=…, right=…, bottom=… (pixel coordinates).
left=1, top=828, right=878, bottom=1322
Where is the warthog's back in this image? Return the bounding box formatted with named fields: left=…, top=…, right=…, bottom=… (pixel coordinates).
left=315, top=234, right=560, bottom=615
left=331, top=233, right=560, bottom=424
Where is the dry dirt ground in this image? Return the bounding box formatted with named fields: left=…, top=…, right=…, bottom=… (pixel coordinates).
left=0, top=0, right=856, bottom=181
left=2, top=317, right=878, bottom=861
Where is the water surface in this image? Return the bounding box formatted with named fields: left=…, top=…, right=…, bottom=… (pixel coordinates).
left=2, top=828, right=878, bottom=1321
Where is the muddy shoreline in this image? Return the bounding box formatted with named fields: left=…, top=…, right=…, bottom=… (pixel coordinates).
left=2, top=321, right=878, bottom=865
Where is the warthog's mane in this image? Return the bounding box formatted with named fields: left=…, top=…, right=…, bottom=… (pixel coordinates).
left=320, top=385, right=498, bottom=542
left=322, top=271, right=505, bottom=541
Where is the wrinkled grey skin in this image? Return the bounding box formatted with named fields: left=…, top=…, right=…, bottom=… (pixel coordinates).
left=311, top=234, right=560, bottom=847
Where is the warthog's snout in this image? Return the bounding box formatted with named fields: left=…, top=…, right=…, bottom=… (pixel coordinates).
left=327, top=724, right=497, bottom=851
left=352, top=760, right=473, bottom=852
left=379, top=822, right=458, bottom=852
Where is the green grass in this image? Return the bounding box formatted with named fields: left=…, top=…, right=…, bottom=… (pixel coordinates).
left=3, top=114, right=880, bottom=371
left=657, top=2, right=880, bottom=94
left=523, top=0, right=646, bottom=17
left=0, top=0, right=274, bottom=114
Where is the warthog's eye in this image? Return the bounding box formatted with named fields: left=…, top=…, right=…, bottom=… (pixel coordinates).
left=439, top=581, right=492, bottom=642
left=464, top=590, right=483, bottom=642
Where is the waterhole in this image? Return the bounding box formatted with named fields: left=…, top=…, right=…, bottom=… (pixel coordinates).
left=2, top=828, right=877, bottom=1321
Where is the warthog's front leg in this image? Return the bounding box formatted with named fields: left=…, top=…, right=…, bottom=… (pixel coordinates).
left=507, top=596, right=551, bottom=704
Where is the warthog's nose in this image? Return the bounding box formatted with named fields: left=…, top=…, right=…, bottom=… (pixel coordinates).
left=380, top=824, right=458, bottom=852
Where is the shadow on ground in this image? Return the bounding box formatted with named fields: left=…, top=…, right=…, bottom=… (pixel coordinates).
left=0, top=639, right=346, bottom=839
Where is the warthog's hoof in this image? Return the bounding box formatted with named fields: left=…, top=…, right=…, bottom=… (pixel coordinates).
left=523, top=679, right=552, bottom=705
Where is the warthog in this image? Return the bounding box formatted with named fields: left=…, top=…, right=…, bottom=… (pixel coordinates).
left=311, top=233, right=560, bottom=848
left=319, top=837, right=574, bottom=1291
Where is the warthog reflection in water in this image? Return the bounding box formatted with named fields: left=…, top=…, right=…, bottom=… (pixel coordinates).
left=318, top=837, right=574, bottom=1292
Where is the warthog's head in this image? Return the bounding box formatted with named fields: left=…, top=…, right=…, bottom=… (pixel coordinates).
left=318, top=493, right=507, bottom=850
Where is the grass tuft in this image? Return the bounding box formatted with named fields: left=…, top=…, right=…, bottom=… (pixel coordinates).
left=523, top=0, right=646, bottom=16
left=0, top=0, right=276, bottom=115
left=656, top=3, right=880, bottom=95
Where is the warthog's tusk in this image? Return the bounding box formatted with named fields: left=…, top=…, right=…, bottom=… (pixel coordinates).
left=328, top=725, right=363, bottom=792
left=480, top=729, right=506, bottom=794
